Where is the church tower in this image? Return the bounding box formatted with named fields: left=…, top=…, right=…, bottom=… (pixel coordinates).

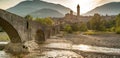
left=77, top=4, right=80, bottom=17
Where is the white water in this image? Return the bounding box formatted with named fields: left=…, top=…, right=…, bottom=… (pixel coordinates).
left=0, top=42, right=8, bottom=44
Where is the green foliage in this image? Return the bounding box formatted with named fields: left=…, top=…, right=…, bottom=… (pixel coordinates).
left=71, top=23, right=80, bottom=32
left=99, top=19, right=106, bottom=31
left=88, top=13, right=106, bottom=31
left=79, top=22, right=88, bottom=31
left=116, top=27, right=120, bottom=34
left=0, top=32, right=10, bottom=41
left=35, top=17, right=54, bottom=26
left=115, top=14, right=120, bottom=34
left=71, top=22, right=88, bottom=32
left=106, top=27, right=115, bottom=32
left=64, top=22, right=88, bottom=33
left=89, top=13, right=101, bottom=30
left=25, top=15, right=33, bottom=20
left=83, top=30, right=96, bottom=35
left=115, top=14, right=120, bottom=27
left=64, top=24, right=73, bottom=33
left=105, top=20, right=115, bottom=28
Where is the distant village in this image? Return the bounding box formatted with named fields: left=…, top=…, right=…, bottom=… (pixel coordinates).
left=53, top=4, right=115, bottom=24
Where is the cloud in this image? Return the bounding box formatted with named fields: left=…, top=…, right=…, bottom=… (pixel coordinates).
left=96, top=0, right=120, bottom=5
left=0, top=0, right=24, bottom=9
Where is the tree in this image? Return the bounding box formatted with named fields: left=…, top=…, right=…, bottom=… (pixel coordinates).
left=99, top=19, right=106, bottom=31
left=88, top=13, right=106, bottom=31
left=79, top=22, right=88, bottom=31
left=105, top=20, right=115, bottom=28
left=25, top=15, right=33, bottom=20
left=115, top=14, right=120, bottom=34
left=103, top=19, right=115, bottom=32
left=71, top=23, right=80, bottom=32
left=64, top=24, right=72, bottom=33
left=35, top=17, right=54, bottom=26
left=44, top=17, right=54, bottom=26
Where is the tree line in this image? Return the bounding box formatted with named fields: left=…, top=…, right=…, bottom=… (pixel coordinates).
left=25, top=15, right=54, bottom=26
left=64, top=13, right=120, bottom=34
left=17, top=14, right=120, bottom=34
left=0, top=14, right=120, bottom=34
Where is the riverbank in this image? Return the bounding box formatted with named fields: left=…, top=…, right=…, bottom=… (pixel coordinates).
left=64, top=33, right=120, bottom=48
left=63, top=33, right=120, bottom=58
left=36, top=36, right=120, bottom=58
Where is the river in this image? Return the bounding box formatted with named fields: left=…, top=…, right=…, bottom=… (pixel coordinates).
left=0, top=42, right=120, bottom=58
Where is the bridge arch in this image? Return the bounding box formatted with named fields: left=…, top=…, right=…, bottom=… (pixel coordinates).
left=35, top=29, right=45, bottom=43
left=0, top=17, right=22, bottom=43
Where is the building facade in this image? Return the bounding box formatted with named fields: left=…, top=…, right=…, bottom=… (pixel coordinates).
left=64, top=4, right=81, bottom=22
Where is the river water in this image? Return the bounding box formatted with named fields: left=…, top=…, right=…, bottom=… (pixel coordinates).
left=0, top=42, right=120, bottom=58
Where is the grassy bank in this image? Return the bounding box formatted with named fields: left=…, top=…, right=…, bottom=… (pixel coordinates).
left=0, top=32, right=10, bottom=42
left=83, top=30, right=115, bottom=35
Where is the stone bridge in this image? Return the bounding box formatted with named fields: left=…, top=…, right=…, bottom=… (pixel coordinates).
left=0, top=9, right=60, bottom=54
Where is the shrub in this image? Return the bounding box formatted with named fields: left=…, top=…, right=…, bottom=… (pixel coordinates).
left=35, top=17, right=54, bottom=26
left=64, top=24, right=73, bottom=33
left=71, top=22, right=88, bottom=32
left=110, top=27, right=115, bottom=32
left=83, top=30, right=96, bottom=35
left=25, top=15, right=33, bottom=20
left=116, top=27, right=120, bottom=34
left=79, top=22, right=88, bottom=31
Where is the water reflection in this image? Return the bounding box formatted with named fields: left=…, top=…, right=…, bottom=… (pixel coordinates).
left=72, top=44, right=120, bottom=55
left=73, top=44, right=90, bottom=51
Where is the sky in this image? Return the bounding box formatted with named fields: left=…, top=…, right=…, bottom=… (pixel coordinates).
left=0, top=0, right=120, bottom=14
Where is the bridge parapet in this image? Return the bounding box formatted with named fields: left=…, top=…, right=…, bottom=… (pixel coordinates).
left=0, top=9, right=28, bottom=43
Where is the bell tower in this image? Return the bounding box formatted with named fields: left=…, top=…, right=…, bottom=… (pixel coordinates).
left=77, top=4, right=80, bottom=17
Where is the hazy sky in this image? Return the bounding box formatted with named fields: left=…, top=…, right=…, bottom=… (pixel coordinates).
left=0, top=0, right=120, bottom=14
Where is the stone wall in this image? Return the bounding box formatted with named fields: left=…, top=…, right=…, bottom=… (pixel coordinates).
left=0, top=9, right=61, bottom=54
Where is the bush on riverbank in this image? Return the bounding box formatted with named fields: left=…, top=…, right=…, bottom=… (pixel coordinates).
left=83, top=30, right=96, bottom=35
left=64, top=24, right=73, bottom=33
left=116, top=27, right=120, bottom=34
left=63, top=23, right=88, bottom=33
left=115, top=14, right=120, bottom=34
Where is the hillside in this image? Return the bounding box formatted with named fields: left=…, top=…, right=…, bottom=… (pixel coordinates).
left=7, top=0, right=71, bottom=17
left=29, top=8, right=64, bottom=18
left=85, top=2, right=120, bottom=16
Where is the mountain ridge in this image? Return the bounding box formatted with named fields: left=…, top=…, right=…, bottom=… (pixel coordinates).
left=85, top=2, right=120, bottom=16
left=29, top=8, right=64, bottom=18
left=7, top=0, right=71, bottom=17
